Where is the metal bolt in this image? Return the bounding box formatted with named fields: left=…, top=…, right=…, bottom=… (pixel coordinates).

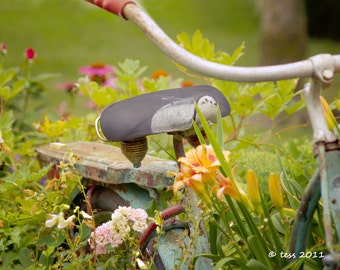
left=322, top=69, right=333, bottom=81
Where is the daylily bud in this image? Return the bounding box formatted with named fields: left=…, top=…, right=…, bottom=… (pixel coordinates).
left=246, top=170, right=261, bottom=206
left=268, top=173, right=283, bottom=209
left=335, top=99, right=340, bottom=112
left=320, top=96, right=337, bottom=131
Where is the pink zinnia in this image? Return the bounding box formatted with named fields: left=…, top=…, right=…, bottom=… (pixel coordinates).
left=78, top=62, right=114, bottom=77
left=56, top=82, right=75, bottom=92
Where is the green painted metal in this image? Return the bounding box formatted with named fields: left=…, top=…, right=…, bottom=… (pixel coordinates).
left=325, top=150, right=340, bottom=244
left=322, top=149, right=340, bottom=269
left=290, top=148, right=340, bottom=269
left=290, top=169, right=321, bottom=267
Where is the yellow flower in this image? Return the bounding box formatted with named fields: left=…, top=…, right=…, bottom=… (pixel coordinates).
left=170, top=144, right=229, bottom=204
left=246, top=170, right=261, bottom=206
left=35, top=115, right=65, bottom=139
left=320, top=96, right=337, bottom=131
left=268, top=173, right=284, bottom=209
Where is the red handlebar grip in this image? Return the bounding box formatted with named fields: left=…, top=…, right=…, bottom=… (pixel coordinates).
left=86, top=0, right=136, bottom=19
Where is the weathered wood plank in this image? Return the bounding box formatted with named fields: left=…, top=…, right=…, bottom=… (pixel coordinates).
left=36, top=141, right=177, bottom=188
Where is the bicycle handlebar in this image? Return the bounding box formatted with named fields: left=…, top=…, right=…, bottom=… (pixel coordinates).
left=86, top=0, right=340, bottom=86
left=86, top=0, right=340, bottom=143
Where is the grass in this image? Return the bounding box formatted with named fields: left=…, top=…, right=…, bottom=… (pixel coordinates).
left=0, top=0, right=259, bottom=78
left=1, top=0, right=339, bottom=116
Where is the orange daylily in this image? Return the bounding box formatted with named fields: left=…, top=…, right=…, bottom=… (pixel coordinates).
left=214, top=170, right=249, bottom=205
left=178, top=144, right=228, bottom=177
left=170, top=144, right=230, bottom=204
left=171, top=168, right=211, bottom=204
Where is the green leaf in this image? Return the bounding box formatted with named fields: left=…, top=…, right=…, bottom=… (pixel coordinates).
left=192, top=120, right=207, bottom=145
left=270, top=212, right=285, bottom=234
left=19, top=247, right=34, bottom=268
left=213, top=257, right=243, bottom=269
left=195, top=104, right=232, bottom=178
left=9, top=78, right=26, bottom=100
left=246, top=259, right=270, bottom=270
left=0, top=110, right=14, bottom=132
left=0, top=85, right=11, bottom=100
left=2, top=251, right=18, bottom=269
left=0, top=67, right=16, bottom=87
left=277, top=79, right=296, bottom=97
left=89, top=85, right=117, bottom=108
left=219, top=42, right=245, bottom=65
left=247, top=235, right=272, bottom=267
left=116, top=59, right=147, bottom=78
left=177, top=31, right=193, bottom=51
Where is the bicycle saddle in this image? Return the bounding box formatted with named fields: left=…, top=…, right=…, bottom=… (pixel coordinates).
left=95, top=85, right=230, bottom=167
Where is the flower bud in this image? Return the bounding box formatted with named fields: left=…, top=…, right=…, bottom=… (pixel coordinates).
left=246, top=170, right=261, bottom=206
left=1, top=42, right=7, bottom=55
left=25, top=47, right=35, bottom=62
left=320, top=96, right=337, bottom=131
left=268, top=173, right=283, bottom=209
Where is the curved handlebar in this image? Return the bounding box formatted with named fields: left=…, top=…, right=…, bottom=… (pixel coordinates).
left=87, top=0, right=340, bottom=85
left=86, top=0, right=135, bottom=19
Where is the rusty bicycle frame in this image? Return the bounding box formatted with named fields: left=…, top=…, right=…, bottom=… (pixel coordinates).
left=38, top=0, right=340, bottom=269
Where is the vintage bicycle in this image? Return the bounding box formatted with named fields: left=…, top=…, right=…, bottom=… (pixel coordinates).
left=37, top=0, right=340, bottom=269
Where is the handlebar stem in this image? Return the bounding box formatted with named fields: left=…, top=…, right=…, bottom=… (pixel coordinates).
left=303, top=80, right=337, bottom=144
left=309, top=54, right=336, bottom=88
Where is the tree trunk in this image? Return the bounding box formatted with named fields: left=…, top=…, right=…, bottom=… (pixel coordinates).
left=259, top=0, right=308, bottom=65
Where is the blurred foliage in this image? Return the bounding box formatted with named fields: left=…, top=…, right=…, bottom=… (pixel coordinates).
left=1, top=28, right=339, bottom=269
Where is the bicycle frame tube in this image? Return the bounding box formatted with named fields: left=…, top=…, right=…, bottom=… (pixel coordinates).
left=318, top=145, right=340, bottom=269
left=289, top=169, right=321, bottom=267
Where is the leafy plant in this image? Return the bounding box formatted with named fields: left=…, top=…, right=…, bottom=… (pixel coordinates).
left=1, top=28, right=337, bottom=269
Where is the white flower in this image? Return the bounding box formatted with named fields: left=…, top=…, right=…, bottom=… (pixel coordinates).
left=45, top=214, right=60, bottom=228
left=49, top=142, right=67, bottom=150
left=136, top=258, right=147, bottom=269
left=129, top=208, right=148, bottom=233
left=45, top=212, right=75, bottom=229
left=111, top=211, right=131, bottom=236
left=80, top=211, right=92, bottom=220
